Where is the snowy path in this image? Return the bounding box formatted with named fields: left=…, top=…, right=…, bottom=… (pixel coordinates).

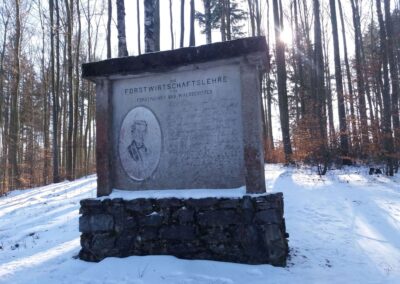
left=0, top=165, right=399, bottom=283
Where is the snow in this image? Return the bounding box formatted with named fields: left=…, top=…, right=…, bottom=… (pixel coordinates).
left=109, top=186, right=251, bottom=200
left=0, top=165, right=399, bottom=284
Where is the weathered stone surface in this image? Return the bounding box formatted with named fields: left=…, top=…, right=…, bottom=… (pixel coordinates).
left=174, top=207, right=194, bottom=224
left=187, top=198, right=219, bottom=208
left=126, top=199, right=154, bottom=214
left=82, top=37, right=267, bottom=79
left=84, top=37, right=268, bottom=195
left=79, top=214, right=114, bottom=233
left=79, top=194, right=289, bottom=266
left=198, top=210, right=240, bottom=226
left=159, top=225, right=196, bottom=240
left=255, top=209, right=281, bottom=224
left=141, top=212, right=163, bottom=227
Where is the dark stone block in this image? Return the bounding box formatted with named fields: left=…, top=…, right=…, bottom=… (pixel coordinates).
left=125, top=216, right=137, bottom=229
left=255, top=209, right=281, bottom=224
left=201, top=227, right=230, bottom=243
left=262, top=224, right=284, bottom=243
left=80, top=198, right=102, bottom=207
left=79, top=199, right=103, bottom=215
left=159, top=225, right=196, bottom=240
left=126, top=199, right=154, bottom=214
left=116, top=231, right=136, bottom=254
left=219, top=198, right=239, bottom=209
left=137, top=227, right=159, bottom=241
left=241, top=196, right=254, bottom=210
left=158, top=198, right=183, bottom=208
left=174, top=207, right=195, bottom=224
left=187, top=198, right=219, bottom=209
left=140, top=212, right=163, bottom=227
left=166, top=242, right=199, bottom=256
left=91, top=233, right=116, bottom=251
left=198, top=210, right=240, bottom=226
left=109, top=202, right=126, bottom=233
left=267, top=238, right=289, bottom=267
left=79, top=214, right=114, bottom=233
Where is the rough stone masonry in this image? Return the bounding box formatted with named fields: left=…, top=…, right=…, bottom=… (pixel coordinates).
left=80, top=37, right=289, bottom=266
left=79, top=194, right=288, bottom=266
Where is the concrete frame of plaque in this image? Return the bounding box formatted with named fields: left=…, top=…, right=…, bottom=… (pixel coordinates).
left=82, top=37, right=268, bottom=196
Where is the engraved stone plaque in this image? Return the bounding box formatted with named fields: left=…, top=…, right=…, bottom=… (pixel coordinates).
left=118, top=106, right=161, bottom=181
left=112, top=64, right=246, bottom=190
left=83, top=37, right=267, bottom=195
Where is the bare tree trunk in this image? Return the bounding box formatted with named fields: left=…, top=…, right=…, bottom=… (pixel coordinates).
left=338, top=0, right=358, bottom=154
left=73, top=0, right=82, bottom=177
left=376, top=0, right=394, bottom=175
left=0, top=10, right=9, bottom=193
left=226, top=0, right=231, bottom=40
left=313, top=0, right=328, bottom=174
left=107, top=0, right=112, bottom=58
left=272, top=0, right=292, bottom=163
left=154, top=0, right=160, bottom=51
left=169, top=0, right=174, bottom=49
left=180, top=0, right=185, bottom=47
left=145, top=0, right=160, bottom=52
left=247, top=0, right=255, bottom=37
left=220, top=0, right=227, bottom=41
left=255, top=0, right=261, bottom=36
left=39, top=0, right=49, bottom=184
left=116, top=0, right=128, bottom=56
left=137, top=0, right=141, bottom=54
left=8, top=0, right=21, bottom=188
left=204, top=0, right=212, bottom=43
left=189, top=0, right=195, bottom=46
left=65, top=0, right=74, bottom=180
left=55, top=0, right=61, bottom=179
left=330, top=0, right=350, bottom=163
left=384, top=0, right=400, bottom=170
left=350, top=0, right=369, bottom=154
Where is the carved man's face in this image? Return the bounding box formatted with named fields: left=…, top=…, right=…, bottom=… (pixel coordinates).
left=131, top=120, right=147, bottom=146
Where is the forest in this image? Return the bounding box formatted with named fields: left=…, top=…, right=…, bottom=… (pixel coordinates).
left=0, top=0, right=399, bottom=195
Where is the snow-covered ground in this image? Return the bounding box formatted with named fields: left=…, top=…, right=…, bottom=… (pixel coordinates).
left=0, top=164, right=399, bottom=284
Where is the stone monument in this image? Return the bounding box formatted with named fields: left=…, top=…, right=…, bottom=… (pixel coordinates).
left=79, top=37, right=289, bottom=266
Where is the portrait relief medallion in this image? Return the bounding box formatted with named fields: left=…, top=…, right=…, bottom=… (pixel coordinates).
left=119, top=106, right=162, bottom=181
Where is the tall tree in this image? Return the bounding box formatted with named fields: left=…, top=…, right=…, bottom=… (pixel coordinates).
left=73, top=0, right=82, bottom=177
left=38, top=0, right=49, bottom=185
left=376, top=0, right=395, bottom=175
left=338, top=0, right=358, bottom=153
left=313, top=0, right=328, bottom=174
left=180, top=0, right=185, bottom=47
left=247, top=0, right=256, bottom=36
left=107, top=0, right=112, bottom=58
left=272, top=0, right=292, bottom=163
left=384, top=0, right=400, bottom=167
left=137, top=0, right=141, bottom=54
left=8, top=0, right=21, bottom=188
left=145, top=0, right=160, bottom=52
left=116, top=0, right=128, bottom=56
left=65, top=0, right=74, bottom=180
left=329, top=0, right=350, bottom=164
left=350, top=0, right=369, bottom=153
left=189, top=0, right=195, bottom=46
left=49, top=0, right=59, bottom=182
left=169, top=0, right=174, bottom=49
left=204, top=0, right=212, bottom=43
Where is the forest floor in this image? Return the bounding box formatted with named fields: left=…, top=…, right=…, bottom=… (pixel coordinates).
left=0, top=164, right=399, bottom=284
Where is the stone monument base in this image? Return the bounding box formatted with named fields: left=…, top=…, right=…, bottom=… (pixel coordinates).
left=78, top=194, right=289, bottom=266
